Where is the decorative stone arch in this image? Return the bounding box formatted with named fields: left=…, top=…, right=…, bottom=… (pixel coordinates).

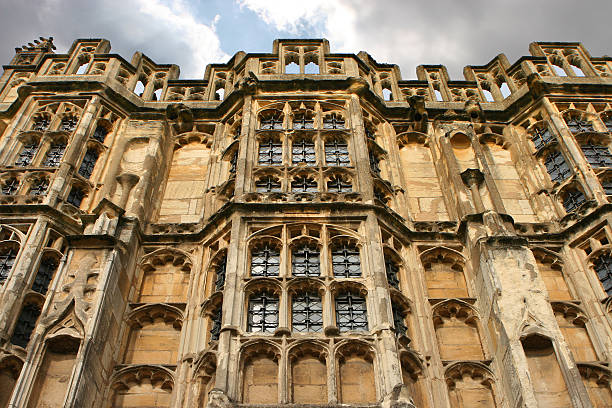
left=335, top=339, right=378, bottom=404
left=287, top=237, right=322, bottom=278
left=257, top=108, right=285, bottom=130
left=420, top=247, right=468, bottom=298
left=193, top=351, right=217, bottom=407
left=287, top=340, right=329, bottom=403
left=557, top=181, right=590, bottom=217
left=173, top=131, right=212, bottom=150
left=286, top=222, right=322, bottom=240
left=562, top=108, right=600, bottom=132
left=0, top=354, right=23, bottom=408
left=432, top=299, right=485, bottom=361
left=246, top=224, right=283, bottom=241
left=239, top=341, right=281, bottom=404
left=140, top=248, right=193, bottom=272
left=330, top=280, right=368, bottom=297
left=532, top=247, right=572, bottom=300
left=578, top=363, right=612, bottom=407
left=110, top=365, right=174, bottom=408
left=204, top=248, right=228, bottom=295
left=445, top=362, right=498, bottom=407
left=247, top=237, right=282, bottom=278
left=551, top=301, right=598, bottom=362
left=399, top=350, right=428, bottom=408
left=135, top=248, right=192, bottom=303
left=244, top=278, right=282, bottom=297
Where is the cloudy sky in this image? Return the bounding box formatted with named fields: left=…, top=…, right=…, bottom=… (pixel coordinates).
left=1, top=0, right=611, bottom=80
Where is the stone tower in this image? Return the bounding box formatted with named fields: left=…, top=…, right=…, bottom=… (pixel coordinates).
left=0, top=37, right=611, bottom=407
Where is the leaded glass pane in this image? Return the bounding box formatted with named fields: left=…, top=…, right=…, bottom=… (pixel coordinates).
left=258, top=139, right=283, bottom=165
left=92, top=126, right=108, bottom=143
left=581, top=143, right=612, bottom=168
left=229, top=151, right=238, bottom=174
left=42, top=143, right=66, bottom=167
left=335, top=293, right=367, bottom=332
left=292, top=292, right=323, bottom=332
left=325, top=139, right=350, bottom=167
left=369, top=151, right=381, bottom=175
left=563, top=190, right=586, bottom=213
left=603, top=180, right=612, bottom=196
left=260, top=116, right=283, bottom=130
left=293, top=115, right=314, bottom=130
left=327, top=175, right=352, bottom=193
left=15, top=144, right=38, bottom=166
left=544, top=151, right=571, bottom=183
left=33, top=118, right=50, bottom=131
left=291, top=176, right=317, bottom=193
left=210, top=308, right=222, bottom=341
left=2, top=179, right=19, bottom=195
left=10, top=304, right=41, bottom=348
left=392, top=303, right=408, bottom=337
left=566, top=118, right=594, bottom=134
left=78, top=150, right=99, bottom=179
left=385, top=259, right=400, bottom=289
left=594, top=254, right=612, bottom=295
left=29, top=179, right=49, bottom=196
left=215, top=256, right=226, bottom=291
left=531, top=127, right=554, bottom=150
left=32, top=258, right=58, bottom=295
left=255, top=176, right=281, bottom=193
left=323, top=114, right=345, bottom=129
left=248, top=293, right=278, bottom=333
left=332, top=244, right=361, bottom=278
left=292, top=139, right=316, bottom=165
left=0, top=248, right=16, bottom=285
left=66, top=188, right=84, bottom=208
left=61, top=117, right=78, bottom=132
left=292, top=245, right=320, bottom=277
left=251, top=245, right=280, bottom=277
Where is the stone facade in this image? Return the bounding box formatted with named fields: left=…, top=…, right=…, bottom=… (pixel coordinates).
left=0, top=37, right=611, bottom=407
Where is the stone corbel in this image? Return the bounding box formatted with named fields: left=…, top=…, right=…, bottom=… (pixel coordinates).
left=460, top=168, right=485, bottom=213
left=115, top=172, right=139, bottom=210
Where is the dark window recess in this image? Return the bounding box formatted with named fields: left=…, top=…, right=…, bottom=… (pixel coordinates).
left=325, top=139, right=350, bottom=166
left=2, top=179, right=19, bottom=195
left=531, top=127, right=554, bottom=150
left=602, top=180, right=612, bottom=196
left=10, top=303, right=41, bottom=348
left=234, top=125, right=241, bottom=138
left=42, top=144, right=66, bottom=167
left=385, top=258, right=400, bottom=289
left=32, top=258, right=58, bottom=295
left=369, top=151, right=381, bottom=175
left=60, top=117, right=78, bottom=132
left=210, top=307, right=222, bottom=341
left=255, top=176, right=281, bottom=193
left=594, top=254, right=612, bottom=296
left=335, top=293, right=368, bottom=332
left=544, top=151, right=571, bottom=183
left=229, top=151, right=238, bottom=174
left=392, top=303, right=408, bottom=337
left=293, top=115, right=314, bottom=130
left=327, top=175, right=352, bottom=193
left=15, top=144, right=38, bottom=166
left=604, top=118, right=612, bottom=133
left=251, top=245, right=280, bottom=277
left=566, top=118, right=594, bottom=134
left=29, top=179, right=49, bottom=196
left=291, top=176, right=317, bottom=193
left=258, top=139, right=283, bottom=165
left=66, top=188, right=84, bottom=208
left=563, top=190, right=586, bottom=213
left=292, top=245, right=320, bottom=277
left=332, top=244, right=361, bottom=278
left=248, top=293, right=278, bottom=333
left=292, top=292, right=323, bottom=332
left=33, top=118, right=50, bottom=131
left=292, top=139, right=316, bottom=165
left=365, top=128, right=376, bottom=141
left=323, top=114, right=345, bottom=129
left=260, top=116, right=283, bottom=130
left=214, top=256, right=227, bottom=291
left=92, top=126, right=108, bottom=143
left=78, top=150, right=99, bottom=179
left=581, top=143, right=612, bottom=168
left=0, top=248, right=17, bottom=285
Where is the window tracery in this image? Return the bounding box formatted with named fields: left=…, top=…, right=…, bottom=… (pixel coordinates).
left=593, top=253, right=612, bottom=295
left=29, top=178, right=49, bottom=196
left=15, top=143, right=38, bottom=166
left=92, top=125, right=108, bottom=143
left=325, top=139, right=350, bottom=166
left=531, top=126, right=555, bottom=151
left=42, top=143, right=66, bottom=167
left=258, top=138, right=283, bottom=165
left=292, top=138, right=316, bottom=165
left=581, top=143, right=612, bottom=168
left=292, top=292, right=323, bottom=332
left=1, top=178, right=19, bottom=195
left=292, top=244, right=320, bottom=277
left=327, top=174, right=352, bottom=193
left=66, top=187, right=84, bottom=208
left=291, top=175, right=317, bottom=193
left=251, top=245, right=280, bottom=277
left=562, top=189, right=586, bottom=213
left=544, top=150, right=571, bottom=183
left=323, top=113, right=345, bottom=129
left=0, top=247, right=17, bottom=285
left=335, top=292, right=368, bottom=332
left=248, top=292, right=279, bottom=333
left=255, top=175, right=281, bottom=193
left=32, top=256, right=58, bottom=295
left=10, top=303, right=41, bottom=348
left=331, top=244, right=361, bottom=278
left=567, top=118, right=595, bottom=134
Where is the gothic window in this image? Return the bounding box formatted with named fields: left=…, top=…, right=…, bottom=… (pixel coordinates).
left=60, top=117, right=78, bottom=132
left=29, top=179, right=49, bottom=196
left=385, top=257, right=400, bottom=289
left=327, top=175, right=352, bottom=193
left=15, top=143, right=38, bottom=166
left=292, top=245, right=320, bottom=277
left=210, top=307, right=222, bottom=341
left=32, top=257, right=58, bottom=295
left=392, top=302, right=408, bottom=337
left=332, top=244, right=361, bottom=278
left=602, top=180, right=612, bottom=196
left=214, top=256, right=227, bottom=291
left=251, top=245, right=280, bottom=277
left=32, top=118, right=50, bottom=131
left=229, top=151, right=238, bottom=174
left=566, top=118, right=595, bottom=134
left=369, top=151, right=381, bottom=175
left=78, top=149, right=99, bottom=179
left=66, top=187, right=84, bottom=208
left=291, top=176, right=317, bottom=193
left=323, top=114, right=345, bottom=129
left=544, top=151, right=571, bottom=183
left=293, top=114, right=314, bottom=130
left=92, top=126, right=107, bottom=143
left=531, top=127, right=554, bottom=150
left=247, top=293, right=278, bottom=333
left=0, top=248, right=17, bottom=285
left=258, top=139, right=283, bottom=166
left=42, top=143, right=66, bottom=167
left=335, top=292, right=368, bottom=332
left=2, top=178, right=19, bottom=195
left=255, top=176, right=281, bottom=193
left=593, top=254, right=612, bottom=295
left=292, top=292, right=323, bottom=332
left=292, top=139, right=316, bottom=165
left=10, top=303, right=41, bottom=348
left=563, top=189, right=586, bottom=213
left=581, top=143, right=612, bottom=168
left=325, top=139, right=350, bottom=166
left=260, top=115, right=283, bottom=130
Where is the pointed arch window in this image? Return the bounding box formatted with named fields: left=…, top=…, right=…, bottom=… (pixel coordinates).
left=33, top=118, right=50, bottom=131
left=531, top=127, right=554, bottom=150
left=594, top=254, right=612, bottom=295
left=229, top=151, right=238, bottom=174
left=10, top=303, right=41, bottom=348
left=251, top=245, right=280, bottom=277
left=260, top=115, right=283, bottom=130
left=42, top=143, right=66, bottom=167
left=292, top=245, right=320, bottom=277
left=385, top=258, right=400, bottom=289
left=332, top=244, right=361, bottom=278
left=2, top=178, right=19, bottom=195
left=210, top=307, right=222, bottom=341
left=78, top=149, right=99, bottom=179
left=323, top=114, right=345, bottom=129
left=60, top=117, right=78, bottom=132
left=566, top=118, right=594, bottom=134
left=214, top=256, right=227, bottom=291
left=369, top=151, right=381, bottom=175
left=15, top=143, right=38, bottom=166
left=292, top=292, right=323, bottom=332
left=66, top=187, right=84, bottom=208
left=32, top=257, right=58, bottom=295
left=293, top=114, right=314, bottom=130
left=248, top=293, right=278, bottom=333
left=544, top=151, right=571, bottom=183
left=291, top=176, right=317, bottom=193
left=335, top=292, right=367, bottom=332
left=0, top=247, right=17, bottom=285
left=392, top=302, right=408, bottom=337
left=92, top=126, right=108, bottom=143
left=327, top=175, right=352, bottom=193
left=563, top=189, right=586, bottom=213
left=29, top=179, right=49, bottom=196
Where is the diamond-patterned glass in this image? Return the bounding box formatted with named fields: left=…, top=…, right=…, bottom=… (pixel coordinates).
left=251, top=245, right=280, bottom=277
left=0, top=248, right=16, bottom=285
left=581, top=143, right=612, bottom=168
left=544, top=151, right=571, bottom=183
left=92, top=126, right=107, bottom=143
left=32, top=258, right=58, bottom=295
left=210, top=308, right=222, bottom=341
left=248, top=293, right=278, bottom=333
left=66, top=188, right=84, bottom=208
left=292, top=292, right=322, bottom=332
left=563, top=190, right=586, bottom=213
left=531, top=127, right=554, bottom=150
left=78, top=150, right=99, bottom=179
left=332, top=244, right=361, bottom=278
left=215, top=256, right=226, bottom=291
left=335, top=293, right=367, bottom=332
left=292, top=245, right=320, bottom=277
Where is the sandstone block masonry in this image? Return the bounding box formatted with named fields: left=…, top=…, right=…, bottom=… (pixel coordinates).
left=0, top=37, right=611, bottom=407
